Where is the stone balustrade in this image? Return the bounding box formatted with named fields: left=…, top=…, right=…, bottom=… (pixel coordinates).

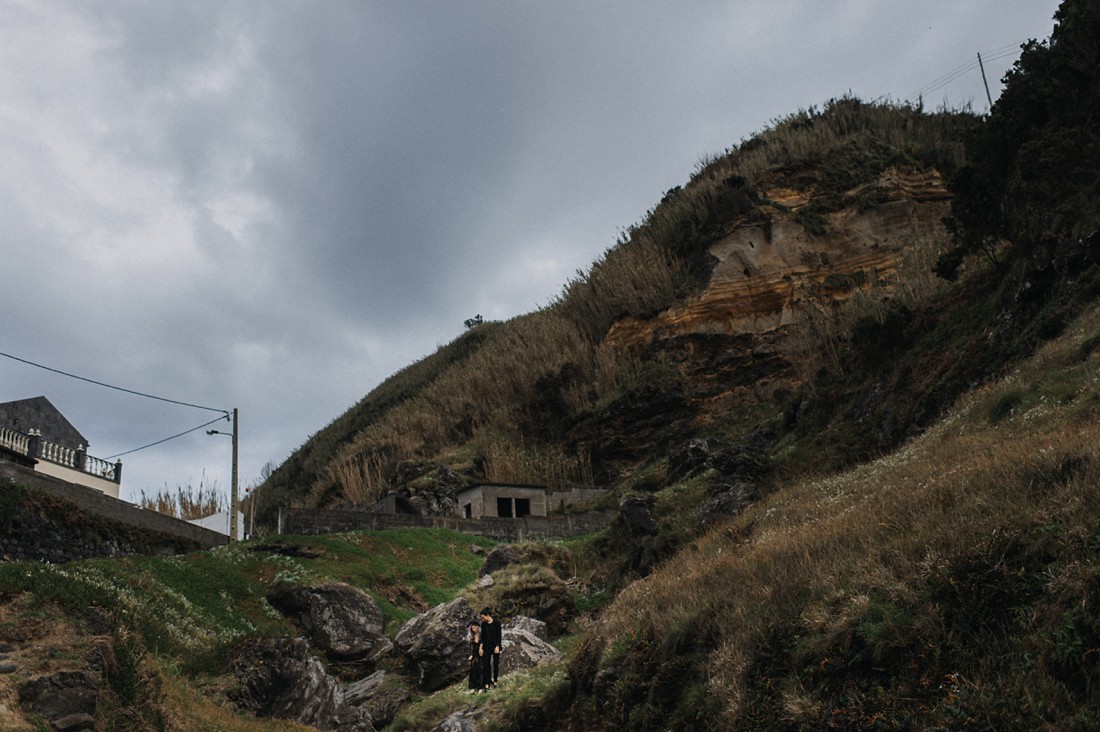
left=0, top=425, right=29, bottom=455
left=0, top=427, right=121, bottom=484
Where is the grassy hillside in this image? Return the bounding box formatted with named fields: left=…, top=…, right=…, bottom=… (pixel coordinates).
left=561, top=302, right=1100, bottom=730
left=256, top=97, right=978, bottom=523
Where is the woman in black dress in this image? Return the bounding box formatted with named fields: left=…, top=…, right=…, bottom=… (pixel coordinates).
left=467, top=620, right=483, bottom=693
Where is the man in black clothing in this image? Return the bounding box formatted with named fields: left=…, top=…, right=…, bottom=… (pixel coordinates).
left=478, top=606, right=502, bottom=688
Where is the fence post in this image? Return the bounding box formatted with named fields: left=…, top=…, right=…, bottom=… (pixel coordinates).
left=75, top=445, right=87, bottom=472
left=27, top=430, right=41, bottom=459
left=113, top=461, right=123, bottom=484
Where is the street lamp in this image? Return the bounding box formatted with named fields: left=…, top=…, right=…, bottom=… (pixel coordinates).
left=207, top=407, right=239, bottom=542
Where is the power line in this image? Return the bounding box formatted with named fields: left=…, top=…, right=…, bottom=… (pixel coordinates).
left=908, top=41, right=1029, bottom=104
left=104, top=414, right=230, bottom=460
left=0, top=349, right=228, bottom=416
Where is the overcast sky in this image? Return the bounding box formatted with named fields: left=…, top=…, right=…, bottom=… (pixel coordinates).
left=1, top=0, right=1062, bottom=505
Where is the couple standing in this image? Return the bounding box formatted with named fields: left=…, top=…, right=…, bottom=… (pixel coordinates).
left=467, top=607, right=501, bottom=693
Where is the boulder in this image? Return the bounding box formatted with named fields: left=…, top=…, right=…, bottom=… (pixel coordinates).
left=496, top=581, right=576, bottom=637
left=345, top=670, right=410, bottom=729
left=698, top=482, right=758, bottom=526
left=618, top=495, right=657, bottom=536
left=231, top=636, right=375, bottom=732
left=430, top=709, right=483, bottom=732
left=499, top=620, right=561, bottom=676
left=478, top=544, right=518, bottom=577
left=668, top=437, right=768, bottom=483
left=52, top=712, right=96, bottom=731
left=394, top=597, right=476, bottom=691
left=18, top=670, right=99, bottom=724
left=397, top=466, right=464, bottom=516
left=503, top=616, right=549, bottom=642
left=266, top=583, right=387, bottom=662
left=344, top=669, right=386, bottom=706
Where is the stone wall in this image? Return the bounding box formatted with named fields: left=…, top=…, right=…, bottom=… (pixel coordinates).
left=284, top=507, right=616, bottom=542
left=0, top=462, right=228, bottom=562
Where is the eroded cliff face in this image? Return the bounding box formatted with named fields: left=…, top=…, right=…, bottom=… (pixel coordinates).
left=604, top=167, right=951, bottom=418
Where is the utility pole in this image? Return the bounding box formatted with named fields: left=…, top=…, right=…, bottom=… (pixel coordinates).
left=230, top=407, right=239, bottom=542
left=977, top=52, right=994, bottom=111
left=205, top=408, right=240, bottom=541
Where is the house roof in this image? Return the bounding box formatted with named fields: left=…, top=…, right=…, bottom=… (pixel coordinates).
left=0, top=396, right=89, bottom=450
left=455, top=482, right=548, bottom=498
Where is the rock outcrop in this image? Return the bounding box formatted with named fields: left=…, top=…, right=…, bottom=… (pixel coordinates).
left=500, top=617, right=561, bottom=676
left=392, top=463, right=464, bottom=516
left=478, top=544, right=519, bottom=577
left=430, top=709, right=484, bottom=732
left=266, top=582, right=389, bottom=663
left=231, top=636, right=375, bottom=732
left=619, top=495, right=657, bottom=536
left=18, top=670, right=99, bottom=731
left=344, top=670, right=410, bottom=729
left=605, top=168, right=952, bottom=415
left=394, top=597, right=475, bottom=691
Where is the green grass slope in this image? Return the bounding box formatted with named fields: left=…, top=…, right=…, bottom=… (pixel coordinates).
left=0, top=528, right=494, bottom=730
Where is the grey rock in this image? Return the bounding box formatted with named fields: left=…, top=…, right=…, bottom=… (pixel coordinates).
left=668, top=437, right=768, bottom=483
left=18, top=670, right=99, bottom=722
left=398, top=466, right=464, bottom=516
left=345, top=671, right=411, bottom=729
left=503, top=616, right=549, bottom=642
left=0, top=662, right=16, bottom=674
left=698, top=482, right=758, bottom=526
left=51, top=712, right=96, bottom=731
left=231, top=637, right=375, bottom=732
left=478, top=544, right=518, bottom=577
left=266, top=582, right=386, bottom=661
left=499, top=627, right=561, bottom=677
left=477, top=574, right=494, bottom=588
left=344, top=670, right=386, bottom=707
left=619, top=495, right=657, bottom=536
left=394, top=597, right=475, bottom=691
left=430, top=709, right=482, bottom=732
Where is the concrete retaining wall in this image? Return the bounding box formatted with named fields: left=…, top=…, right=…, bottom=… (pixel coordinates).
left=284, top=507, right=617, bottom=542
left=1, top=461, right=229, bottom=561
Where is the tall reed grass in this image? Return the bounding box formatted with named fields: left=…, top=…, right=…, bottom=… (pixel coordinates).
left=138, top=475, right=225, bottom=520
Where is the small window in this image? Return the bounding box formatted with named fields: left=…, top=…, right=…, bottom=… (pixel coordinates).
left=463, top=503, right=472, bottom=518
left=496, top=497, right=513, bottom=518
left=514, top=498, right=531, bottom=517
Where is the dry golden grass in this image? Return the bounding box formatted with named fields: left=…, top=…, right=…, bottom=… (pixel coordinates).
left=551, top=231, right=682, bottom=342
left=593, top=303, right=1100, bottom=725
left=480, top=431, right=594, bottom=489
left=311, top=309, right=598, bottom=501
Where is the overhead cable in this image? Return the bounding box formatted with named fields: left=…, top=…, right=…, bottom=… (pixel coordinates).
left=104, top=414, right=231, bottom=460
left=908, top=41, right=1029, bottom=103
left=0, top=349, right=228, bottom=415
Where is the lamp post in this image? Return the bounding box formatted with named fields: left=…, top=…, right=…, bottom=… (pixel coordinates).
left=207, top=407, right=239, bottom=542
